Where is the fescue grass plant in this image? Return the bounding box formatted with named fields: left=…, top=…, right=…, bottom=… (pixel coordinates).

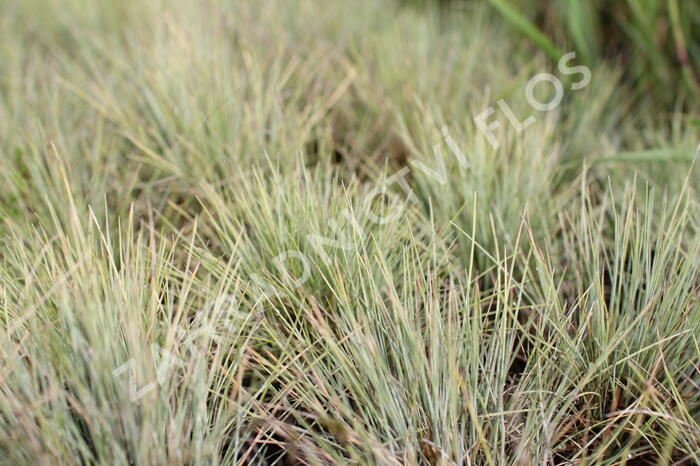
left=0, top=0, right=698, bottom=464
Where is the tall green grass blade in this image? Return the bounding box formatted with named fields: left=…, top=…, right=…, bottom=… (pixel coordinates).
left=486, top=0, right=563, bottom=61
left=559, top=0, right=601, bottom=64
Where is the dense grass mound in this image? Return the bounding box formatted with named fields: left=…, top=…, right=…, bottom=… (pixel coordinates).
left=0, top=0, right=698, bottom=464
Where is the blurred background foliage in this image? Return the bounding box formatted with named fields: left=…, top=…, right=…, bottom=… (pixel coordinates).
left=408, top=0, right=700, bottom=110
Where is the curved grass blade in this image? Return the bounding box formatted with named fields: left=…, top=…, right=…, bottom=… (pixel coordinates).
left=486, top=0, right=563, bottom=62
